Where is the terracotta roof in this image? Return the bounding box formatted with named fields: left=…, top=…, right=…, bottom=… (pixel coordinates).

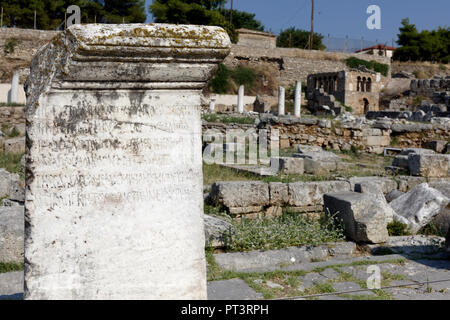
left=355, top=44, right=396, bottom=53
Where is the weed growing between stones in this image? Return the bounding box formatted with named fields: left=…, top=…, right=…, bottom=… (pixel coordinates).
left=387, top=220, right=412, bottom=236
left=202, top=113, right=255, bottom=125
left=0, top=151, right=24, bottom=179
left=223, top=212, right=346, bottom=252
left=0, top=262, right=23, bottom=274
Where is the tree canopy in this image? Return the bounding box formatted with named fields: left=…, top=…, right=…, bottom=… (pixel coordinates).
left=394, top=18, right=449, bottom=63
left=277, top=27, right=325, bottom=50
left=149, top=0, right=265, bottom=43
left=0, top=0, right=146, bottom=29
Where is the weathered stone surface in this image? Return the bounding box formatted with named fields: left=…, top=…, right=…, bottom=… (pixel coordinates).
left=400, top=148, right=436, bottom=156
left=204, top=215, right=233, bottom=249
left=0, top=169, right=19, bottom=199
left=207, top=279, right=263, bottom=300
left=354, top=181, right=395, bottom=223
left=213, top=242, right=356, bottom=272
left=0, top=272, right=23, bottom=299
left=0, top=206, right=24, bottom=263
left=274, top=157, right=304, bottom=175
left=397, top=176, right=426, bottom=192
left=408, top=154, right=450, bottom=178
left=211, top=181, right=270, bottom=208
left=288, top=181, right=351, bottom=207
left=269, top=182, right=289, bottom=205
left=24, top=24, right=230, bottom=300
left=294, top=150, right=341, bottom=162
left=385, top=189, right=404, bottom=203
left=295, top=144, right=323, bottom=153
left=348, top=176, right=398, bottom=194
left=324, top=192, right=389, bottom=244
left=3, top=137, right=25, bottom=153
left=428, top=181, right=450, bottom=235
left=301, top=158, right=337, bottom=175
left=390, top=183, right=450, bottom=234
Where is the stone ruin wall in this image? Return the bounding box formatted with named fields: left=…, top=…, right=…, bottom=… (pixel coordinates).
left=0, top=106, right=26, bottom=126
left=224, top=44, right=392, bottom=90
left=0, top=28, right=59, bottom=82
left=203, top=119, right=450, bottom=154
left=237, top=30, right=276, bottom=49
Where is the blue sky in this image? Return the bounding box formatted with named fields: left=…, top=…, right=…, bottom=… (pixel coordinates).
left=144, top=0, right=449, bottom=44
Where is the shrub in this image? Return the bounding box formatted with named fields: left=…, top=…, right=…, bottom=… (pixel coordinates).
left=387, top=221, right=411, bottom=236
left=231, top=65, right=257, bottom=89
left=224, top=212, right=345, bottom=252
left=208, top=63, right=231, bottom=94
left=208, top=64, right=259, bottom=94
left=344, top=57, right=389, bottom=77
left=3, top=38, right=18, bottom=55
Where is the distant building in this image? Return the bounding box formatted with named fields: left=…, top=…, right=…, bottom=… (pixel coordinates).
left=236, top=28, right=277, bottom=49
left=307, top=70, right=382, bottom=115
left=355, top=44, right=396, bottom=58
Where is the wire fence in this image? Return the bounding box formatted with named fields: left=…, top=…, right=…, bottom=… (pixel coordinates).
left=324, top=35, right=395, bottom=53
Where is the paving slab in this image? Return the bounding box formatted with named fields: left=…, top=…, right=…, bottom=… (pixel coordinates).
left=207, top=278, right=264, bottom=300
left=0, top=272, right=23, bottom=300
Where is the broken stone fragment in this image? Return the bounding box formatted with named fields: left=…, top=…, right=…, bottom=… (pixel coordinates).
left=204, top=215, right=234, bottom=249
left=324, top=192, right=389, bottom=244
left=408, top=154, right=450, bottom=178
left=390, top=183, right=450, bottom=234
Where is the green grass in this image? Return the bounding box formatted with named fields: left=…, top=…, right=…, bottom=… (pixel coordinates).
left=223, top=211, right=345, bottom=252
left=0, top=262, right=23, bottom=274
left=0, top=151, right=24, bottom=179
left=387, top=221, right=412, bottom=236
left=207, top=250, right=407, bottom=300
left=0, top=103, right=25, bottom=107
left=202, top=114, right=255, bottom=125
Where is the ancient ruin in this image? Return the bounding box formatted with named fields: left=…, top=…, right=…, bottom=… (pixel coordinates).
left=23, top=24, right=230, bottom=300
left=307, top=70, right=381, bottom=115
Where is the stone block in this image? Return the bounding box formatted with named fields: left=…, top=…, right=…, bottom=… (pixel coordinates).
left=408, top=154, right=450, bottom=178
left=0, top=206, right=24, bottom=263
left=288, top=181, right=351, bottom=207
left=211, top=181, right=270, bottom=208
left=324, top=192, right=389, bottom=244
left=365, top=135, right=390, bottom=147
left=24, top=24, right=231, bottom=300
left=272, top=157, right=304, bottom=175
left=269, top=182, right=289, bottom=205
left=354, top=181, right=396, bottom=223
left=392, top=155, right=409, bottom=169
left=397, top=176, right=426, bottom=192
left=390, top=183, right=450, bottom=234
left=348, top=176, right=398, bottom=194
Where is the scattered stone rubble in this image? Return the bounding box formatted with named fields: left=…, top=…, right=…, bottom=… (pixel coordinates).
left=390, top=183, right=450, bottom=234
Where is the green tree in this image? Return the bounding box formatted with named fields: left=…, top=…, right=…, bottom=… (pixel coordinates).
left=0, top=0, right=146, bottom=29
left=394, top=18, right=449, bottom=63
left=150, top=0, right=238, bottom=42
left=219, top=8, right=264, bottom=31
left=277, top=27, right=325, bottom=50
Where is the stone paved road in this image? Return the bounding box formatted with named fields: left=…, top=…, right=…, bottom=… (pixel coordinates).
left=207, top=257, right=450, bottom=300
left=1, top=257, right=449, bottom=300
